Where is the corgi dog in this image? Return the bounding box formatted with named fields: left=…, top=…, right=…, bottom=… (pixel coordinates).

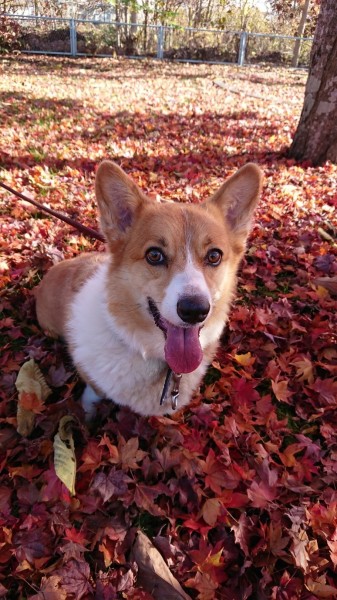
left=35, top=161, right=262, bottom=418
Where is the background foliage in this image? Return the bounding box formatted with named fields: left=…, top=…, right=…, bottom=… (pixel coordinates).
left=1, top=0, right=319, bottom=34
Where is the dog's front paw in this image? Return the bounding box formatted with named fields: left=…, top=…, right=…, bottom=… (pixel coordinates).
left=81, top=384, right=101, bottom=422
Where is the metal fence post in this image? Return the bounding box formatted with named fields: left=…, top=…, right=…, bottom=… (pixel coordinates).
left=238, top=31, right=247, bottom=66
left=70, top=18, right=77, bottom=57
left=157, top=25, right=164, bottom=59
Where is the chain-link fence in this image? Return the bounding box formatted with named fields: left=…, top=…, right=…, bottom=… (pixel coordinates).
left=75, top=20, right=159, bottom=57
left=163, top=27, right=241, bottom=64
left=2, top=14, right=313, bottom=67
left=245, top=32, right=312, bottom=67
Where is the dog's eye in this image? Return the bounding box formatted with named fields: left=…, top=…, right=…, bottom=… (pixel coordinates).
left=145, top=247, right=166, bottom=266
left=205, top=248, right=223, bottom=266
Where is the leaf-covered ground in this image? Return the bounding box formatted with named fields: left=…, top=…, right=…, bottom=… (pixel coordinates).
left=1, top=55, right=337, bottom=600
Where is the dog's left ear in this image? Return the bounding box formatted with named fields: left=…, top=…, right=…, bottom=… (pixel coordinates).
left=95, top=160, right=145, bottom=250
left=209, top=163, right=263, bottom=241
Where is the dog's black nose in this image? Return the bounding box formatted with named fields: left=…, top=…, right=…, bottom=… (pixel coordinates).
left=177, top=295, right=210, bottom=325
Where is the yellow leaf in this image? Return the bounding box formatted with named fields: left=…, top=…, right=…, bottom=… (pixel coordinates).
left=234, top=352, right=255, bottom=367
left=206, top=548, right=223, bottom=567
left=53, top=416, right=77, bottom=495
left=316, top=285, right=329, bottom=299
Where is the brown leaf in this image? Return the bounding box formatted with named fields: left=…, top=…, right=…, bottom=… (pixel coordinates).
left=314, top=277, right=337, bottom=295
left=184, top=571, right=218, bottom=600
left=30, top=575, right=67, bottom=600
left=15, top=359, right=51, bottom=403
left=231, top=513, right=251, bottom=556
left=271, top=378, right=291, bottom=403
left=290, top=529, right=310, bottom=573
left=201, top=498, right=221, bottom=526
left=16, top=406, right=36, bottom=437
left=306, top=575, right=337, bottom=598
left=291, top=355, right=314, bottom=384
left=119, top=436, right=147, bottom=470
left=131, top=531, right=192, bottom=600
left=15, top=359, right=51, bottom=436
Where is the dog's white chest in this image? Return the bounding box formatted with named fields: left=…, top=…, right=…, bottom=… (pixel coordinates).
left=66, top=264, right=205, bottom=416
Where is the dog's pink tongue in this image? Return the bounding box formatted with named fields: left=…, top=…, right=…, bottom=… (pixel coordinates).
left=164, top=324, right=203, bottom=374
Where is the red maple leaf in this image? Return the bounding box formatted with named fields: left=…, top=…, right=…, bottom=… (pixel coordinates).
left=199, top=449, right=229, bottom=495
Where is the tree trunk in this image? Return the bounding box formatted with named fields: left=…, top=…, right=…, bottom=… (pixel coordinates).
left=131, top=7, right=137, bottom=34
left=34, top=0, right=39, bottom=25
left=124, top=4, right=128, bottom=38
left=143, top=9, right=148, bottom=53
left=291, top=0, right=310, bottom=67
left=289, top=0, right=337, bottom=165
left=115, top=0, right=121, bottom=51
left=193, top=0, right=203, bottom=28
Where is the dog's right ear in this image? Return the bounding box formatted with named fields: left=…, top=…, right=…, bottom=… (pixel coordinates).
left=95, top=161, right=144, bottom=250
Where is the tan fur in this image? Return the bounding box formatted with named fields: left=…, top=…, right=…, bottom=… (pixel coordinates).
left=35, top=253, right=107, bottom=338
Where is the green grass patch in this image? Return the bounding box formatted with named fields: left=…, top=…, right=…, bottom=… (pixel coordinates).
left=28, top=147, right=46, bottom=163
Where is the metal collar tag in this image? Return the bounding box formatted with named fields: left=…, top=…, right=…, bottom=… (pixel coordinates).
left=159, top=368, right=182, bottom=410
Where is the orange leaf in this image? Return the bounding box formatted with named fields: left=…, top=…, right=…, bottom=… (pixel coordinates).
left=19, top=391, right=45, bottom=413
left=271, top=378, right=291, bottom=403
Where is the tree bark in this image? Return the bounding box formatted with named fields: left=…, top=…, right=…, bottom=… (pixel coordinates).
left=289, top=0, right=337, bottom=165
left=291, top=0, right=310, bottom=67
left=131, top=7, right=137, bottom=34
left=143, top=8, right=148, bottom=53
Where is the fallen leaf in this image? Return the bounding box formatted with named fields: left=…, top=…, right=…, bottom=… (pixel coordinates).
left=131, top=531, right=192, bottom=600
left=201, top=498, right=221, bottom=526
left=271, top=378, right=291, bottom=403
left=234, top=352, right=255, bottom=367
left=306, top=576, right=337, bottom=598
left=15, top=359, right=51, bottom=436
left=314, top=277, right=337, bottom=295
left=119, top=436, right=148, bottom=470
left=290, top=529, right=310, bottom=573
left=53, top=416, right=77, bottom=496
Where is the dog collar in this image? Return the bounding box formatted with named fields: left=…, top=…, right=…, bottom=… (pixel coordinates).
left=160, top=368, right=182, bottom=410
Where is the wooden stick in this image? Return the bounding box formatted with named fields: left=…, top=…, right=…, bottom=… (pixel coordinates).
left=0, top=181, right=105, bottom=242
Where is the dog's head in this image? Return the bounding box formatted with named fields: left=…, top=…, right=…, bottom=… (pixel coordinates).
left=95, top=161, right=262, bottom=374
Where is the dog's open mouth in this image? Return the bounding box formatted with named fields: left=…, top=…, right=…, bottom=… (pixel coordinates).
left=148, top=298, right=203, bottom=374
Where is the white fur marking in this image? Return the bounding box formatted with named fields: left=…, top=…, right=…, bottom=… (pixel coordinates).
left=161, top=250, right=211, bottom=325
left=82, top=384, right=101, bottom=421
